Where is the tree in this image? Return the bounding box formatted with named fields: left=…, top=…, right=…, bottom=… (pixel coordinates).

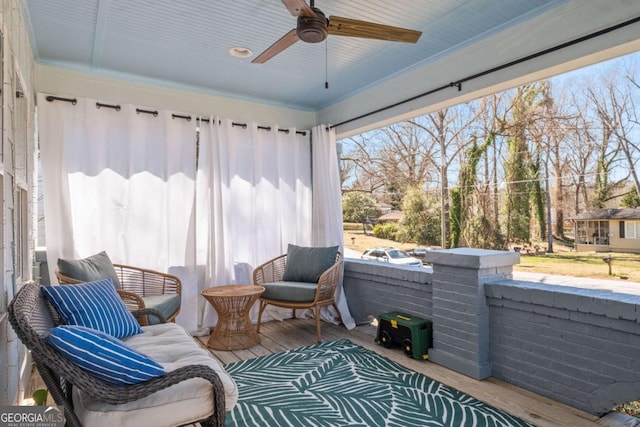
left=604, top=69, right=640, bottom=200
left=533, top=80, right=573, bottom=240
left=341, top=123, right=437, bottom=207
left=503, top=85, right=542, bottom=242
left=587, top=79, right=625, bottom=209
left=474, top=95, right=508, bottom=242
left=339, top=54, right=640, bottom=247
left=409, top=105, right=477, bottom=248
left=565, top=88, right=598, bottom=215
left=449, top=188, right=462, bottom=248
left=397, top=186, right=440, bottom=245
left=621, top=189, right=640, bottom=208
left=452, top=136, right=491, bottom=247
left=342, top=192, right=381, bottom=234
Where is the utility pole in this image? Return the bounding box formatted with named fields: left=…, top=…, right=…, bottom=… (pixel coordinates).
left=545, top=163, right=554, bottom=253
left=441, top=163, right=448, bottom=249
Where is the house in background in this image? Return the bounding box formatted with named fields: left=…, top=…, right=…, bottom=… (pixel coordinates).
left=570, top=208, right=640, bottom=253
left=376, top=210, right=404, bottom=223
left=378, top=202, right=394, bottom=216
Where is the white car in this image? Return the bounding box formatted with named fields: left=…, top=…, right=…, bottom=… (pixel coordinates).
left=361, top=247, right=423, bottom=266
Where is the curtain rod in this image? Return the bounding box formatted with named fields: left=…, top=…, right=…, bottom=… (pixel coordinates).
left=45, top=95, right=77, bottom=104
left=45, top=96, right=308, bottom=136
left=330, top=15, right=640, bottom=130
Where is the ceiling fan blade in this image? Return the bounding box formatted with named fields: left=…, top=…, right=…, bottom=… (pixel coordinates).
left=281, top=0, right=316, bottom=17
left=328, top=16, right=422, bottom=43
left=252, top=29, right=299, bottom=64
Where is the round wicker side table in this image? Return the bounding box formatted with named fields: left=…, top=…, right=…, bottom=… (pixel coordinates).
left=201, top=285, right=265, bottom=351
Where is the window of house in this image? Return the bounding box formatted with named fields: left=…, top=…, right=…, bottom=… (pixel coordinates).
left=576, top=220, right=609, bottom=245
left=624, top=221, right=640, bottom=239
left=15, top=188, right=28, bottom=279
left=14, top=77, right=29, bottom=281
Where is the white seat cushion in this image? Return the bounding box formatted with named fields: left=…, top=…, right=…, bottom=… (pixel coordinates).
left=73, top=323, right=238, bottom=427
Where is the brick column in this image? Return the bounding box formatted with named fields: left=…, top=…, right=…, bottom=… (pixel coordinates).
left=424, top=248, right=519, bottom=380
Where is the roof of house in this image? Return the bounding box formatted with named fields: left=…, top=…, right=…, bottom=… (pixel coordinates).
left=569, top=208, right=640, bottom=220
left=377, top=211, right=404, bottom=222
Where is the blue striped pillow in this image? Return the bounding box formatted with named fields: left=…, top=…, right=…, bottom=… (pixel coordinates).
left=42, top=279, right=142, bottom=338
left=47, top=325, right=166, bottom=385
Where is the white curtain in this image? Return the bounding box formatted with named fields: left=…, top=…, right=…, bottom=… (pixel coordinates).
left=38, top=94, right=197, bottom=329
left=196, top=118, right=312, bottom=330
left=312, top=125, right=355, bottom=330
left=38, top=94, right=354, bottom=334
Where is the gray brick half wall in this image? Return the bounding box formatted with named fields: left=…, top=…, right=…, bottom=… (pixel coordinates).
left=341, top=252, right=640, bottom=416
left=426, top=248, right=518, bottom=380
left=343, top=260, right=433, bottom=325
left=486, top=280, right=640, bottom=415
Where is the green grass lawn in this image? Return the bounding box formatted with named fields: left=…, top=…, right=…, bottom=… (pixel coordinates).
left=515, top=251, right=640, bottom=282
left=344, top=229, right=640, bottom=282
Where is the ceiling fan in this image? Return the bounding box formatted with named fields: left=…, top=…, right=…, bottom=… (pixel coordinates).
left=252, top=0, right=423, bottom=63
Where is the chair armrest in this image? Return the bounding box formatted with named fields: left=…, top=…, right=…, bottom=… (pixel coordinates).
left=253, top=254, right=288, bottom=284
left=114, top=264, right=182, bottom=297
left=55, top=270, right=84, bottom=285
left=130, top=307, right=167, bottom=325
left=117, top=289, right=145, bottom=310
left=316, top=256, right=343, bottom=301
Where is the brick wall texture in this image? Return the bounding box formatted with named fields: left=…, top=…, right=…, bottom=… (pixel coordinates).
left=343, top=257, right=640, bottom=415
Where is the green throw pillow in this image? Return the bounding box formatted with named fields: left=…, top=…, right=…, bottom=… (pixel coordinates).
left=282, top=244, right=339, bottom=283
left=57, top=251, right=122, bottom=289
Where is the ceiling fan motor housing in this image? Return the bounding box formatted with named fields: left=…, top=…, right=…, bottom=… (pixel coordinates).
left=297, top=7, right=328, bottom=43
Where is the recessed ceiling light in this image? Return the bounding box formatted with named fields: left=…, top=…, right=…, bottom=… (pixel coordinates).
left=229, top=47, right=253, bottom=58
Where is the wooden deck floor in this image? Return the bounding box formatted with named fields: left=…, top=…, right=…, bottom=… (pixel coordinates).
left=199, top=318, right=606, bottom=427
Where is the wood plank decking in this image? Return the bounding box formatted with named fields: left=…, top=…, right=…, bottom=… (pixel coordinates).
left=199, top=318, right=603, bottom=427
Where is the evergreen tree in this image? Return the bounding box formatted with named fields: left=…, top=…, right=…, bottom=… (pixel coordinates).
left=397, top=186, right=441, bottom=245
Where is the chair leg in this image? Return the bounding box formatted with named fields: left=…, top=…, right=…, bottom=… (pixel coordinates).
left=292, top=309, right=296, bottom=319
left=332, top=302, right=342, bottom=324
left=257, top=300, right=267, bottom=334
left=314, top=305, right=322, bottom=343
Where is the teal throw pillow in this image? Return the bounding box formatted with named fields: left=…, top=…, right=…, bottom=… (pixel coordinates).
left=47, top=325, right=166, bottom=385
left=42, top=278, right=143, bottom=338
left=282, top=244, right=339, bottom=283
left=57, top=251, right=121, bottom=289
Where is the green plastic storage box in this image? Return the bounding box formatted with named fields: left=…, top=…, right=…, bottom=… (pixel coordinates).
left=376, top=311, right=432, bottom=360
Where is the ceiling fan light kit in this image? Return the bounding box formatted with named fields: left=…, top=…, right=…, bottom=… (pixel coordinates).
left=297, top=8, right=328, bottom=43
left=252, top=0, right=422, bottom=64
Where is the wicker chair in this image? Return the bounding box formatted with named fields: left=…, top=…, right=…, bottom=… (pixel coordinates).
left=253, top=251, right=342, bottom=342
left=8, top=282, right=226, bottom=427
left=55, top=264, right=181, bottom=326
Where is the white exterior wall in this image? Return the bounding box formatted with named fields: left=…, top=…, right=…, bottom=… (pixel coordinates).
left=0, top=0, right=36, bottom=406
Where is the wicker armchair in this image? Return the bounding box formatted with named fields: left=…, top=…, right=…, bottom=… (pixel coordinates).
left=56, top=264, right=181, bottom=326
left=8, top=282, right=225, bottom=427
left=253, top=251, right=342, bottom=342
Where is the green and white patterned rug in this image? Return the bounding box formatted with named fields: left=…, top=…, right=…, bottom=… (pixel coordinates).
left=224, top=339, right=532, bottom=427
